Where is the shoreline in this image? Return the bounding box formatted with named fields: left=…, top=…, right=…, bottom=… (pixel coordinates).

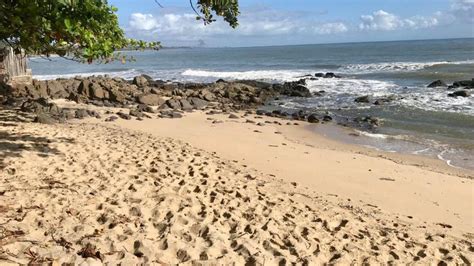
left=302, top=122, right=474, bottom=176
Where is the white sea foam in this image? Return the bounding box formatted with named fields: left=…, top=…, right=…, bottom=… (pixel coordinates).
left=355, top=130, right=389, bottom=139
left=305, top=77, right=398, bottom=95
left=33, top=69, right=140, bottom=80
left=338, top=60, right=474, bottom=74
left=412, top=147, right=431, bottom=155
left=181, top=69, right=310, bottom=82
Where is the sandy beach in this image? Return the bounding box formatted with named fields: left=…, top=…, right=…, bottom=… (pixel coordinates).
left=1, top=105, right=473, bottom=264
left=2, top=0, right=474, bottom=264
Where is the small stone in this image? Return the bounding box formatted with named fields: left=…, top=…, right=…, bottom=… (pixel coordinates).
left=355, top=95, right=371, bottom=103
left=307, top=114, right=319, bottom=123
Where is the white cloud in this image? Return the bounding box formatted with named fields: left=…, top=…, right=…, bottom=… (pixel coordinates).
left=128, top=10, right=348, bottom=42
left=359, top=10, right=402, bottom=31
left=313, top=22, right=348, bottom=34
left=127, top=3, right=472, bottom=46
left=450, top=0, right=474, bottom=22
left=129, top=13, right=159, bottom=31
left=359, top=10, right=439, bottom=31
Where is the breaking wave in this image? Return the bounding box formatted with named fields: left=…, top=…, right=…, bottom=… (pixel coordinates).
left=338, top=60, right=474, bottom=74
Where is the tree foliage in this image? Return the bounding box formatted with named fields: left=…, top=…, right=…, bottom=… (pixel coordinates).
left=192, top=0, right=239, bottom=28
left=0, top=0, right=239, bottom=63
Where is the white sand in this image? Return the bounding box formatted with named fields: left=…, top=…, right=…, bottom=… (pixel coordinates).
left=0, top=107, right=473, bottom=264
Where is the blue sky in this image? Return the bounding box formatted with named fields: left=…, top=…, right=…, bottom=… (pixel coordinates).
left=110, top=0, right=474, bottom=47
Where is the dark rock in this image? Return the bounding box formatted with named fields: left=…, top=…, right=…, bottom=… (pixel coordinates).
left=171, top=112, right=183, bottom=118
left=62, top=110, right=76, bottom=120
left=228, top=114, right=239, bottom=119
left=116, top=112, right=132, bottom=120
left=89, top=83, right=107, bottom=99
left=137, top=94, right=165, bottom=106
left=292, top=110, right=307, bottom=121
left=427, top=80, right=447, bottom=88
left=237, top=80, right=272, bottom=89
left=202, top=91, right=217, bottom=102
left=277, top=82, right=312, bottom=97
left=324, top=72, right=341, bottom=78
left=47, top=80, right=69, bottom=99
left=448, top=90, right=470, bottom=97
left=159, top=110, right=183, bottom=118
left=272, top=110, right=283, bottom=116
left=307, top=114, right=320, bottom=123
left=150, top=88, right=162, bottom=95
left=374, top=95, right=397, bottom=105
left=109, top=89, right=126, bottom=103
left=88, top=100, right=104, bottom=107
left=133, top=75, right=152, bottom=87
left=34, top=113, right=56, bottom=124
left=32, top=80, right=49, bottom=98
left=165, top=99, right=182, bottom=110
left=78, top=79, right=92, bottom=97
left=68, top=92, right=89, bottom=104
left=314, top=72, right=341, bottom=78
left=183, top=83, right=208, bottom=90
left=323, top=115, right=333, bottom=122
left=75, top=109, right=89, bottom=119
left=9, top=83, right=39, bottom=98
left=21, top=98, right=61, bottom=115
left=355, top=95, right=371, bottom=103
left=296, top=78, right=307, bottom=85
left=451, top=79, right=474, bottom=89
left=179, top=99, right=193, bottom=111
left=21, top=98, right=64, bottom=123
left=87, top=110, right=101, bottom=118
left=188, top=97, right=209, bottom=109
left=215, top=79, right=226, bottom=83
left=354, top=116, right=382, bottom=128
left=315, top=73, right=325, bottom=77
left=137, top=104, right=155, bottom=113
left=130, top=109, right=145, bottom=118
left=105, top=116, right=118, bottom=122
left=256, top=110, right=266, bottom=116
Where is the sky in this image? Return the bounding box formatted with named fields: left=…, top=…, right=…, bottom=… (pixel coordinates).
left=110, top=0, right=474, bottom=47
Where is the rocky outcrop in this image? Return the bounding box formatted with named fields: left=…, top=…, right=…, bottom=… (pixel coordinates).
left=315, top=72, right=342, bottom=78
left=427, top=80, right=447, bottom=88
left=355, top=95, right=371, bottom=103
left=307, top=114, right=320, bottom=123
left=450, top=79, right=474, bottom=89
left=2, top=75, right=319, bottom=111
left=20, top=98, right=64, bottom=124
left=273, top=81, right=311, bottom=97
left=448, top=90, right=470, bottom=97
left=137, top=94, right=165, bottom=106
left=354, top=116, right=382, bottom=129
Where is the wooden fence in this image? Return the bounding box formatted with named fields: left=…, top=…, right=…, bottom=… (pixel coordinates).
left=0, top=47, right=32, bottom=84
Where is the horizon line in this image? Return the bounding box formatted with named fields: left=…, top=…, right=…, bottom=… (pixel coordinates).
left=161, top=36, right=474, bottom=49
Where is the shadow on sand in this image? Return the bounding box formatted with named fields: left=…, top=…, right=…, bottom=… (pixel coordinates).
left=0, top=106, right=75, bottom=170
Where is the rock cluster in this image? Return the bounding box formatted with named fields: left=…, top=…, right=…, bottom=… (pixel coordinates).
left=1, top=74, right=330, bottom=124
left=256, top=109, right=333, bottom=124
left=426, top=79, right=473, bottom=98
left=1, top=75, right=319, bottom=112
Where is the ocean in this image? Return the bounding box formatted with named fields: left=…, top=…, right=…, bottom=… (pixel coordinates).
left=29, top=38, right=474, bottom=170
